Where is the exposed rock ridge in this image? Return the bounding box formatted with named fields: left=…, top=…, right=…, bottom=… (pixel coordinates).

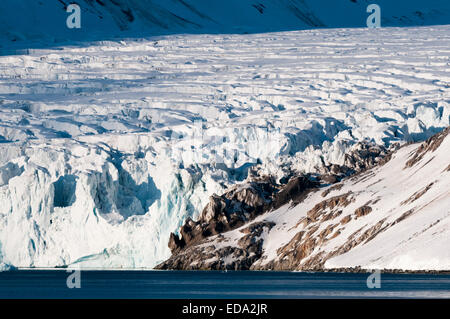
left=167, top=175, right=319, bottom=253
left=405, top=126, right=450, bottom=168
left=157, top=140, right=398, bottom=270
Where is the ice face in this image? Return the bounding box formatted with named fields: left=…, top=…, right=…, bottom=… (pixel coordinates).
left=0, top=25, right=449, bottom=268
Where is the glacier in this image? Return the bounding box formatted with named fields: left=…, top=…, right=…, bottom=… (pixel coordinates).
left=0, top=13, right=449, bottom=268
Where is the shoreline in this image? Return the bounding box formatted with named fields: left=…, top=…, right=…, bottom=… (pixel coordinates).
left=3, top=267, right=449, bottom=275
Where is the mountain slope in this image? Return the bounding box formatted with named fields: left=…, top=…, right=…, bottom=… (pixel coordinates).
left=158, top=127, right=450, bottom=271
left=1, top=0, right=450, bottom=49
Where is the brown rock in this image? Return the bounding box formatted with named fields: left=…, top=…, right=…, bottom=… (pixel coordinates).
left=354, top=205, right=373, bottom=218
left=405, top=127, right=450, bottom=168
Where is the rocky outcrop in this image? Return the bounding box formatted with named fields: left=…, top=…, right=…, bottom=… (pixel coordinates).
left=343, top=142, right=392, bottom=172
left=159, top=221, right=275, bottom=270
left=405, top=126, right=449, bottom=168
left=354, top=205, right=373, bottom=218
left=159, top=171, right=331, bottom=269
left=156, top=132, right=448, bottom=271
left=167, top=175, right=319, bottom=254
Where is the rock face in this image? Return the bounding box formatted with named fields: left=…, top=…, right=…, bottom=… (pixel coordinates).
left=157, top=128, right=450, bottom=271
left=405, top=126, right=450, bottom=168
left=156, top=139, right=407, bottom=270
left=167, top=175, right=319, bottom=254
left=162, top=221, right=276, bottom=270
left=159, top=173, right=321, bottom=270
left=343, top=142, right=393, bottom=172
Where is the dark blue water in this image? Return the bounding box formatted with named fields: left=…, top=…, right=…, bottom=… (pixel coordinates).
left=0, top=270, right=449, bottom=299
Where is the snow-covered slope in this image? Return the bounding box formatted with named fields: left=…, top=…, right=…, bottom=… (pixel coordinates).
left=1, top=0, right=450, bottom=51
left=0, top=25, right=449, bottom=269
left=159, top=127, right=450, bottom=271
left=265, top=126, right=450, bottom=271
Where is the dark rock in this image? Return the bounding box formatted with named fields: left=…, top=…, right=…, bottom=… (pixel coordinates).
left=273, top=176, right=319, bottom=209
left=167, top=174, right=318, bottom=253
left=354, top=205, right=373, bottom=218
left=168, top=232, right=185, bottom=253
left=157, top=135, right=418, bottom=271
left=405, top=126, right=450, bottom=168
left=320, top=174, right=339, bottom=184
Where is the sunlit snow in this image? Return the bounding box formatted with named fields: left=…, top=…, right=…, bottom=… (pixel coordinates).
left=0, top=25, right=449, bottom=269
